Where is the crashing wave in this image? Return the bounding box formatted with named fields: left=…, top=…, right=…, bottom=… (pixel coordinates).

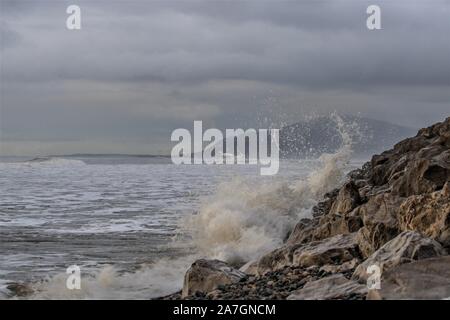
left=184, top=114, right=357, bottom=264
left=18, top=113, right=360, bottom=300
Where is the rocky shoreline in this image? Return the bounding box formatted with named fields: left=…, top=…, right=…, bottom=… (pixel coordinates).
left=162, top=117, right=450, bottom=300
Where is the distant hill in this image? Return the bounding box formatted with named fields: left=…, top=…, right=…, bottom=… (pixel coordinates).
left=193, top=115, right=417, bottom=160
left=279, top=115, right=417, bottom=158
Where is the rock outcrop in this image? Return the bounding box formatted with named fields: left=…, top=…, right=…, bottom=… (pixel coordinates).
left=166, top=117, right=450, bottom=300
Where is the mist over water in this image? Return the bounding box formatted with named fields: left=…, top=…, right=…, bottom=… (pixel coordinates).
left=0, top=115, right=365, bottom=299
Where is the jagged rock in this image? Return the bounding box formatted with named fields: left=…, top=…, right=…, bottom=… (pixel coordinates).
left=348, top=162, right=372, bottom=181
left=367, top=256, right=450, bottom=300
left=312, top=209, right=363, bottom=241
left=286, top=218, right=317, bottom=245
left=369, top=118, right=450, bottom=197
left=293, top=183, right=363, bottom=242
left=355, top=194, right=402, bottom=258
left=286, top=192, right=338, bottom=245
left=293, top=233, right=361, bottom=268
left=391, top=158, right=450, bottom=197
left=181, top=259, right=246, bottom=298
left=256, top=244, right=300, bottom=275
left=329, top=181, right=361, bottom=215
left=257, top=233, right=361, bottom=275
left=356, top=224, right=399, bottom=260
left=352, top=231, right=447, bottom=282
left=398, top=182, right=450, bottom=249
left=287, top=273, right=367, bottom=300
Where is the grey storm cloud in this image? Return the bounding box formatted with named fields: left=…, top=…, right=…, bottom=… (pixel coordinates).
left=1, top=0, right=449, bottom=155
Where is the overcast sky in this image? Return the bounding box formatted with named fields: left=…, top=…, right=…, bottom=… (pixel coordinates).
left=1, top=0, right=449, bottom=156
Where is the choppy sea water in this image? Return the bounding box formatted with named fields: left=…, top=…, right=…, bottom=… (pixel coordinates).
left=0, top=153, right=364, bottom=299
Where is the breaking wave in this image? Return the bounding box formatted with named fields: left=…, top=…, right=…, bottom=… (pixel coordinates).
left=10, top=257, right=192, bottom=300
left=9, top=114, right=359, bottom=300
left=185, top=114, right=355, bottom=263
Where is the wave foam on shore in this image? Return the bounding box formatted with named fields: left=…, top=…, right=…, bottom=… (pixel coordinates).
left=13, top=114, right=359, bottom=299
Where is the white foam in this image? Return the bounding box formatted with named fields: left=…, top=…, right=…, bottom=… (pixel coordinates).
left=184, top=113, right=357, bottom=264
left=11, top=114, right=360, bottom=299
left=28, top=256, right=194, bottom=300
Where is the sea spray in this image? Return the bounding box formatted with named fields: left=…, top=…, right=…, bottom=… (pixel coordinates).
left=185, top=113, right=360, bottom=264
left=17, top=113, right=361, bottom=300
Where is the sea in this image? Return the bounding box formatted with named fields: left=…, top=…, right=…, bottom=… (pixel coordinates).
left=0, top=145, right=365, bottom=299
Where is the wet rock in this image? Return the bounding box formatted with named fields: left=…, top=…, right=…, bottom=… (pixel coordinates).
left=353, top=231, right=447, bottom=282
left=182, top=259, right=246, bottom=298
left=287, top=274, right=367, bottom=300
left=367, top=256, right=450, bottom=300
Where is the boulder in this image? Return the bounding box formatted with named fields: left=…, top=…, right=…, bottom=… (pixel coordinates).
left=353, top=231, right=447, bottom=282
left=181, top=259, right=246, bottom=298
left=367, top=256, right=450, bottom=300
left=257, top=233, right=361, bottom=275
left=287, top=273, right=367, bottom=300
left=292, top=233, right=361, bottom=268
